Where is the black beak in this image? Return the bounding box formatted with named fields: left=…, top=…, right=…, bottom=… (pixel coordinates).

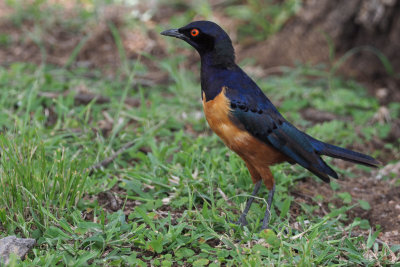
left=160, top=28, right=188, bottom=41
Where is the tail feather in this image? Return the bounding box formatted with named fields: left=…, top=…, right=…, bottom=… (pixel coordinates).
left=307, top=158, right=339, bottom=183
left=319, top=142, right=380, bottom=168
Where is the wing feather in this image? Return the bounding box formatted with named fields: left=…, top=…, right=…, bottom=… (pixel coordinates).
left=225, top=86, right=337, bottom=182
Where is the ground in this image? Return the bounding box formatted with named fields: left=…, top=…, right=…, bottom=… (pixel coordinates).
left=0, top=1, right=399, bottom=266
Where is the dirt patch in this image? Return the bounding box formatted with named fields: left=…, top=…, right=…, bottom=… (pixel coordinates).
left=81, top=183, right=139, bottom=223
left=300, top=107, right=349, bottom=123
left=0, top=3, right=167, bottom=80
left=0, top=2, right=13, bottom=18
left=95, top=184, right=139, bottom=215
left=92, top=184, right=184, bottom=226
left=290, top=169, right=400, bottom=245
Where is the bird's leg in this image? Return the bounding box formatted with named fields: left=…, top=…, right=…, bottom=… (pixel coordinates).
left=235, top=180, right=262, bottom=226
left=260, top=183, right=276, bottom=230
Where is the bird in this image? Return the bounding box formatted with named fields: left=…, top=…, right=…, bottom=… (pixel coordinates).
left=161, top=21, right=380, bottom=230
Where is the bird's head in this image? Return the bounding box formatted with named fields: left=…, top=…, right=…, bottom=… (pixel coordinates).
left=161, top=21, right=235, bottom=67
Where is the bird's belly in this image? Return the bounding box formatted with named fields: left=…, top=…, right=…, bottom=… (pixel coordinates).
left=209, top=119, right=252, bottom=151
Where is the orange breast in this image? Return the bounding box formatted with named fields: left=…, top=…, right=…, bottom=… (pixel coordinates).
left=202, top=87, right=252, bottom=152
left=202, top=87, right=288, bottom=189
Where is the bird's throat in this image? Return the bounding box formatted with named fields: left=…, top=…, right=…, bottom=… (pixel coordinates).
left=200, top=50, right=235, bottom=102
left=199, top=36, right=235, bottom=68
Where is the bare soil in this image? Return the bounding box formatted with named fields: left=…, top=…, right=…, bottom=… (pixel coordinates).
left=0, top=4, right=167, bottom=83
left=290, top=166, right=400, bottom=245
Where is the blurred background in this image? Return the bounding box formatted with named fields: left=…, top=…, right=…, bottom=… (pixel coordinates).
left=0, top=0, right=399, bottom=265
left=1, top=0, right=399, bottom=91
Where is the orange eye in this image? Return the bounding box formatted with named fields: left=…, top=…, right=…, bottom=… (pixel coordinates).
left=190, top=29, right=199, bottom=37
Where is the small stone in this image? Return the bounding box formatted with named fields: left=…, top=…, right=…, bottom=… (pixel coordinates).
left=0, top=236, right=35, bottom=265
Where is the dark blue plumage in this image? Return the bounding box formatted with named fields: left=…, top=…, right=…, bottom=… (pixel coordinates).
left=161, top=21, right=380, bottom=230
left=202, top=62, right=341, bottom=182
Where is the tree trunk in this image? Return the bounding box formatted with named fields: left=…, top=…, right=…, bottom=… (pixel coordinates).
left=240, top=0, right=400, bottom=103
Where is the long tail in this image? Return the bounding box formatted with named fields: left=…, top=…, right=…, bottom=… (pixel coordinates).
left=313, top=139, right=381, bottom=168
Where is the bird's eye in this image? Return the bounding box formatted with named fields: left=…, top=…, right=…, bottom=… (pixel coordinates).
left=190, top=29, right=199, bottom=37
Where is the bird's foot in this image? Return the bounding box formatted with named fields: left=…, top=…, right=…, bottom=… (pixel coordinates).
left=260, top=208, right=272, bottom=230
left=259, top=183, right=275, bottom=231
left=229, top=216, right=248, bottom=227
left=260, top=220, right=269, bottom=230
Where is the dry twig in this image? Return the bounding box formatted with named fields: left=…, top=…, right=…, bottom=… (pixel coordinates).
left=89, top=140, right=136, bottom=175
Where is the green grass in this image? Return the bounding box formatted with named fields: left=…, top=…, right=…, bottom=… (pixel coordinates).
left=1, top=60, right=398, bottom=265
left=1, top=0, right=399, bottom=266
